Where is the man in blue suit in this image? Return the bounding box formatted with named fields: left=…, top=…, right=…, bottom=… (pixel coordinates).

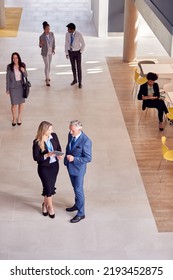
left=64, top=120, right=92, bottom=223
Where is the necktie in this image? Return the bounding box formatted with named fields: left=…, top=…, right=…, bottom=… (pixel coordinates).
left=70, top=33, right=74, bottom=46
left=70, top=137, right=76, bottom=150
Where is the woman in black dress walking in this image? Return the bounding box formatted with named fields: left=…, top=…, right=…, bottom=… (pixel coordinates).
left=33, top=121, right=62, bottom=218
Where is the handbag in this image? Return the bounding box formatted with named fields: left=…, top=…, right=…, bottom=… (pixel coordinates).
left=22, top=75, right=31, bottom=98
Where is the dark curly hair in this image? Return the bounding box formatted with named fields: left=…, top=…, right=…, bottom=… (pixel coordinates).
left=146, top=72, right=158, bottom=81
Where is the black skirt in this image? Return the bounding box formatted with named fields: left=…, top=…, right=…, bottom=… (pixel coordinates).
left=38, top=161, right=59, bottom=197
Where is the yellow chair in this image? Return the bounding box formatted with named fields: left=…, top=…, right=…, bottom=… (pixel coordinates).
left=132, top=68, right=148, bottom=100
left=158, top=136, right=173, bottom=182
left=166, top=107, right=173, bottom=124
left=131, top=68, right=139, bottom=96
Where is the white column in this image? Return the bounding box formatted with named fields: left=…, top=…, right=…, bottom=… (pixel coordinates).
left=91, top=0, right=108, bottom=37
left=123, top=0, right=139, bottom=62
left=0, top=0, right=6, bottom=28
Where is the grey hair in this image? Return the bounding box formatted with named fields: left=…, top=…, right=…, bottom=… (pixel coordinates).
left=70, top=120, right=83, bottom=128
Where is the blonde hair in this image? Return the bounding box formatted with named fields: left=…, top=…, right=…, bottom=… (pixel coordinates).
left=35, top=121, right=52, bottom=152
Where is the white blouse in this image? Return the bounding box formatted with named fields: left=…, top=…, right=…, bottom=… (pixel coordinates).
left=147, top=85, right=154, bottom=97
left=14, top=68, right=21, bottom=81
left=46, top=34, right=53, bottom=55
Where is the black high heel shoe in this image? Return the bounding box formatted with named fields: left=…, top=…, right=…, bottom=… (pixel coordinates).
left=12, top=122, right=16, bottom=126
left=46, top=79, right=50, bottom=86
left=42, top=203, right=48, bottom=216
left=49, top=213, right=55, bottom=219
left=159, top=122, right=164, bottom=131
left=47, top=206, right=55, bottom=218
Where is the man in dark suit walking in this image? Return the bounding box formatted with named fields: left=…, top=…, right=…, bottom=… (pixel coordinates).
left=65, top=23, right=85, bottom=88
left=64, top=120, right=92, bottom=223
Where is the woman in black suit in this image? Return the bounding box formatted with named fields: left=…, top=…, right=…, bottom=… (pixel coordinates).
left=138, top=72, right=168, bottom=131
left=33, top=121, right=62, bottom=218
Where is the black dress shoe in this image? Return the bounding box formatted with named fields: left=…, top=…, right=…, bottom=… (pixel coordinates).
left=66, top=206, right=78, bottom=212
left=12, top=123, right=16, bottom=126
left=17, top=122, right=22, bottom=126
left=79, top=83, right=82, bottom=88
left=70, top=215, right=85, bottom=223
left=71, top=80, right=77, bottom=85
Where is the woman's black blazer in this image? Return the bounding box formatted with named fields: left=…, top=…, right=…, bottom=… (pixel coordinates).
left=32, top=133, right=61, bottom=166
left=137, top=82, right=160, bottom=110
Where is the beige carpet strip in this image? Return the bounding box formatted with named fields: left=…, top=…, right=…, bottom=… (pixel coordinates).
left=0, top=8, right=22, bottom=37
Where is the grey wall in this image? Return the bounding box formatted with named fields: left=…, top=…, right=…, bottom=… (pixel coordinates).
left=90, top=0, right=109, bottom=37
left=108, top=0, right=124, bottom=32
left=135, top=0, right=173, bottom=57
left=151, top=0, right=173, bottom=25
left=145, top=0, right=173, bottom=34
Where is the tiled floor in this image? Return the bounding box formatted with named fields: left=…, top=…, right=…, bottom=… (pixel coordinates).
left=0, top=0, right=173, bottom=260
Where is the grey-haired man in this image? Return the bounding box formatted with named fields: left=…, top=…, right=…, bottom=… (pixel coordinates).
left=64, top=120, right=92, bottom=223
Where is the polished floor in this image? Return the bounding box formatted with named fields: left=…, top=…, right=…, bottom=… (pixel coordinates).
left=0, top=0, right=173, bottom=260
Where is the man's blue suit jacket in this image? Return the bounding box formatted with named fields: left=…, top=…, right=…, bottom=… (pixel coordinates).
left=64, top=131, right=92, bottom=176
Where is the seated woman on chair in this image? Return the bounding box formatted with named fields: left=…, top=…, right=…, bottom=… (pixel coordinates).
left=138, top=72, right=168, bottom=131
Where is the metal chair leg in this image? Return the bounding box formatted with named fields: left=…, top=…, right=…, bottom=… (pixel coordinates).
left=131, top=82, right=136, bottom=96
left=138, top=111, right=143, bottom=125
left=158, top=157, right=163, bottom=171
left=160, top=160, right=167, bottom=183
left=133, top=84, right=139, bottom=101
left=138, top=108, right=148, bottom=125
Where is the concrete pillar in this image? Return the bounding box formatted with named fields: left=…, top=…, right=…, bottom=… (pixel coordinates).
left=91, top=0, right=108, bottom=37
left=0, top=0, right=6, bottom=28
left=123, top=0, right=139, bottom=62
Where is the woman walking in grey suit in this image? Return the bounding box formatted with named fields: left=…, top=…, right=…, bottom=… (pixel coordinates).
left=6, top=52, right=27, bottom=126
left=39, top=21, right=55, bottom=86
